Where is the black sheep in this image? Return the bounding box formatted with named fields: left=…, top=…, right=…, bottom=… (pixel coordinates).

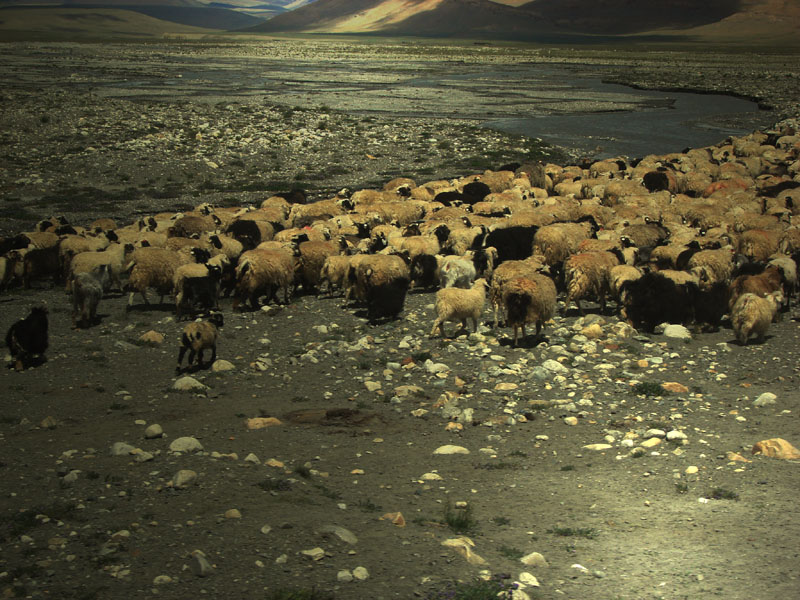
left=485, top=225, right=539, bottom=264
left=620, top=272, right=696, bottom=332
left=5, top=304, right=49, bottom=371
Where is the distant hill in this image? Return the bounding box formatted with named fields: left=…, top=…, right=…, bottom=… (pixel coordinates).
left=248, top=0, right=800, bottom=44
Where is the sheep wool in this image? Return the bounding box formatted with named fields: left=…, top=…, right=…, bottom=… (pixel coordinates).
left=72, top=265, right=109, bottom=328
left=731, top=292, right=783, bottom=345
left=502, top=274, right=557, bottom=346
left=430, top=278, right=488, bottom=338
left=233, top=249, right=295, bottom=310
left=564, top=250, right=622, bottom=315
left=125, top=247, right=191, bottom=310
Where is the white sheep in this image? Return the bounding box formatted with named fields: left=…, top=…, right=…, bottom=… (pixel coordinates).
left=176, top=311, right=224, bottom=372
left=124, top=247, right=192, bottom=311
left=67, top=242, right=135, bottom=293
left=233, top=249, right=296, bottom=310
left=437, top=255, right=476, bottom=289
left=72, top=265, right=110, bottom=328
left=563, top=250, right=623, bottom=315
left=731, top=291, right=783, bottom=345
left=429, top=278, right=488, bottom=338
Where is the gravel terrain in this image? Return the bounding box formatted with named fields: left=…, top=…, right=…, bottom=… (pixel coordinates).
left=1, top=39, right=799, bottom=600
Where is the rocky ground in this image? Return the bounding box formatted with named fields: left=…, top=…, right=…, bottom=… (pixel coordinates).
left=1, top=39, right=799, bottom=600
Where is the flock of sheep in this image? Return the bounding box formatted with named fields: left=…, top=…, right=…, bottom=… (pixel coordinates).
left=2, top=123, right=799, bottom=372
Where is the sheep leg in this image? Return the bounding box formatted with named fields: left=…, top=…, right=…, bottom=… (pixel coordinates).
left=208, top=345, right=217, bottom=366
left=470, top=317, right=478, bottom=333
left=429, top=319, right=444, bottom=338
left=177, top=346, right=189, bottom=371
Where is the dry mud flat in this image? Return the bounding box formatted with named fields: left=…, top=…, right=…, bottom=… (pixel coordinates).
left=0, top=39, right=800, bottom=600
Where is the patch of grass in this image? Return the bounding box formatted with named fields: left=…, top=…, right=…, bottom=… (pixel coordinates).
left=675, top=482, right=689, bottom=494
left=314, top=484, right=341, bottom=501
left=491, top=516, right=511, bottom=526
left=1, top=500, right=80, bottom=540
left=86, top=471, right=100, bottom=480
left=508, top=450, right=527, bottom=458
left=256, top=478, right=292, bottom=493
left=499, top=545, right=524, bottom=560
left=108, top=402, right=128, bottom=411
left=294, top=465, right=312, bottom=479
left=425, top=573, right=517, bottom=599
left=632, top=381, right=667, bottom=397
left=290, top=395, right=310, bottom=403
left=411, top=351, right=432, bottom=362
left=547, top=526, right=598, bottom=539
left=265, top=588, right=334, bottom=600
left=708, top=487, right=739, bottom=501
left=477, top=461, right=519, bottom=471
left=0, top=415, right=22, bottom=425
left=444, top=502, right=476, bottom=534
left=357, top=498, right=382, bottom=513
left=560, top=465, right=576, bottom=471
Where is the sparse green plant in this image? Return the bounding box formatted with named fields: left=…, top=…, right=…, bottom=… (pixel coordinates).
left=560, top=465, right=576, bottom=471
left=294, top=465, right=312, bottom=479
left=547, top=526, right=597, bottom=539
left=492, top=516, right=511, bottom=526
left=709, top=487, right=739, bottom=501
left=499, top=545, right=524, bottom=560
left=256, top=478, right=292, bottom=493
left=424, top=573, right=517, bottom=599
left=357, top=498, right=382, bottom=513
left=632, top=381, right=667, bottom=397
left=265, top=588, right=334, bottom=600
left=411, top=351, right=432, bottom=362
left=508, top=450, right=527, bottom=458
left=108, top=402, right=128, bottom=411
left=314, top=484, right=341, bottom=501
left=444, top=501, right=476, bottom=534
left=675, top=482, right=689, bottom=494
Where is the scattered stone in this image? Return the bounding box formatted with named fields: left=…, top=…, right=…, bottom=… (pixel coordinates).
left=520, top=551, right=548, bottom=568
left=564, top=417, right=578, bottom=426
left=685, top=466, right=699, bottom=475
left=246, top=417, right=282, bottom=430
left=751, top=438, right=800, bottom=459
left=172, top=470, right=197, bottom=488
left=640, top=438, right=662, bottom=448
left=153, top=575, right=173, bottom=585
left=110, top=441, right=136, bottom=456
left=301, top=547, right=326, bottom=561
left=319, top=525, right=358, bottom=544
left=169, top=437, right=203, bottom=453
left=144, top=424, right=163, bottom=439
left=518, top=572, right=541, bottom=587
left=352, top=566, right=369, bottom=581
left=753, top=392, right=778, bottom=407
left=645, top=429, right=666, bottom=439
left=666, top=430, right=688, bottom=442
left=139, top=330, right=164, bottom=346
left=190, top=550, right=214, bottom=577
left=211, top=359, right=235, bottom=372
left=662, top=324, right=691, bottom=340
left=662, top=382, right=689, bottom=394
left=380, top=512, right=406, bottom=527
left=40, top=415, right=57, bottom=429
left=172, top=376, right=207, bottom=392
left=337, top=570, right=354, bottom=582
left=441, top=537, right=487, bottom=566
left=583, top=443, right=613, bottom=451
left=433, top=445, right=470, bottom=455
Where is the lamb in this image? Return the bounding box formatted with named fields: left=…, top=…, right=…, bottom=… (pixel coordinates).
left=429, top=278, right=488, bottom=338
left=731, top=291, right=783, bottom=345
left=72, top=265, right=110, bottom=328
left=437, top=255, right=476, bottom=289
left=501, top=274, right=557, bottom=346
left=5, top=304, right=48, bottom=371
left=563, top=250, right=623, bottom=315
left=124, top=247, right=192, bottom=311
left=232, top=249, right=296, bottom=310
left=67, top=242, right=135, bottom=293
left=176, top=311, right=224, bottom=372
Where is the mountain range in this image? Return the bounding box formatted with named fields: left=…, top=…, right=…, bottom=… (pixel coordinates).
left=0, top=0, right=798, bottom=43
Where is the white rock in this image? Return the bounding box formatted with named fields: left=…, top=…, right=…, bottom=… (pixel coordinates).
left=583, top=443, right=613, bottom=451
left=211, top=359, right=235, bottom=372
left=172, top=470, right=197, bottom=488
left=364, top=381, right=382, bottom=392
left=753, top=392, right=777, bottom=407
left=542, top=359, right=568, bottom=374
left=666, top=430, right=688, bottom=442
left=172, top=376, right=208, bottom=392
left=244, top=453, right=261, bottom=464
left=153, top=575, right=173, bottom=585
left=662, top=324, right=691, bottom=340
left=352, top=566, right=369, bottom=580
left=337, top=570, right=354, bottom=582
left=110, top=442, right=135, bottom=456
left=301, top=547, right=325, bottom=561
left=169, top=437, right=203, bottom=453
left=520, top=551, right=548, bottom=567
left=433, top=445, right=470, bottom=455
left=144, top=424, right=163, bottom=439
left=645, top=429, right=666, bottom=439
left=518, top=572, right=541, bottom=587
left=190, top=550, right=214, bottom=577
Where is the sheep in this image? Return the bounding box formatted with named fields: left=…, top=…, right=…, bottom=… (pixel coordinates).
left=176, top=311, right=224, bottom=372
left=72, top=265, right=110, bottom=328
left=5, top=304, right=48, bottom=371
left=67, top=242, right=135, bottom=293
left=738, top=229, right=781, bottom=262
left=501, top=274, right=557, bottom=346
left=620, top=271, right=698, bottom=332
left=438, top=254, right=477, bottom=289
left=347, top=254, right=411, bottom=322
left=58, top=231, right=115, bottom=279
left=297, top=240, right=339, bottom=294
left=531, top=218, right=599, bottom=279
left=563, top=250, right=623, bottom=315
left=727, top=265, right=785, bottom=311
left=489, top=256, right=547, bottom=327
left=232, top=249, right=296, bottom=310
left=688, top=247, right=735, bottom=290
left=17, top=231, right=61, bottom=288
left=609, top=264, right=643, bottom=306
left=320, top=255, right=353, bottom=297
left=0, top=252, right=22, bottom=291
left=173, top=260, right=223, bottom=319
left=409, top=252, right=440, bottom=289
left=466, top=246, right=498, bottom=280
left=429, top=278, right=488, bottom=338
left=731, top=291, right=783, bottom=345
left=485, top=224, right=539, bottom=263
left=124, top=247, right=192, bottom=311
